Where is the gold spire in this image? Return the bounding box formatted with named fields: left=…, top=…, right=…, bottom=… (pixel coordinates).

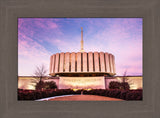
left=80, top=27, right=84, bottom=52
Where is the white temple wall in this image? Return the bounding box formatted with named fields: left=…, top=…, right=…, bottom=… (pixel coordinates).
left=105, top=53, right=111, bottom=73
left=94, top=52, right=99, bottom=72
left=54, top=53, right=59, bottom=73
left=50, top=55, right=55, bottom=74
left=100, top=52, right=105, bottom=72
left=18, top=76, right=143, bottom=90
left=59, top=76, right=105, bottom=89
left=49, top=55, right=53, bottom=74
left=50, top=52, right=115, bottom=75
left=71, top=52, right=75, bottom=72
left=65, top=52, right=70, bottom=72
left=109, top=54, right=114, bottom=73
left=112, top=55, right=116, bottom=74
left=77, top=52, right=81, bottom=72
left=88, top=52, right=93, bottom=72
left=83, top=52, right=87, bottom=72
left=59, top=53, right=64, bottom=72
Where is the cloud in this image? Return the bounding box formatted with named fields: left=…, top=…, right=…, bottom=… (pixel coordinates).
left=18, top=32, right=51, bottom=75
left=33, top=18, right=59, bottom=30
left=47, top=37, right=80, bottom=52
left=46, top=21, right=58, bottom=29
left=18, top=18, right=142, bottom=76
left=83, top=19, right=142, bottom=76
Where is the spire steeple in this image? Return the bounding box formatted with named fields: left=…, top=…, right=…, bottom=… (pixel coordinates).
left=80, top=27, right=84, bottom=52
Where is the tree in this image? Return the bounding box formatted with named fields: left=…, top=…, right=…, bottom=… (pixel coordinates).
left=122, top=70, right=128, bottom=83
left=121, top=70, right=133, bottom=90
left=31, top=64, right=48, bottom=90
left=34, top=64, right=47, bottom=82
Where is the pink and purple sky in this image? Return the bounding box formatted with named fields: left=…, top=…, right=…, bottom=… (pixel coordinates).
left=18, top=18, right=142, bottom=76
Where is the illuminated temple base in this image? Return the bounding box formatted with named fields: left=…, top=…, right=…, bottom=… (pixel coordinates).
left=18, top=76, right=142, bottom=90
left=59, top=76, right=105, bottom=89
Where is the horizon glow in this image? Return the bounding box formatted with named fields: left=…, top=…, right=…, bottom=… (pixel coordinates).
left=18, top=18, right=142, bottom=76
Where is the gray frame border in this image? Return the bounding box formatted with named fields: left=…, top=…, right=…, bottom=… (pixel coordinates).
left=0, top=0, right=160, bottom=118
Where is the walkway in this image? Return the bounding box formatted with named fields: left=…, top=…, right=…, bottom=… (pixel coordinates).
left=47, top=95, right=123, bottom=101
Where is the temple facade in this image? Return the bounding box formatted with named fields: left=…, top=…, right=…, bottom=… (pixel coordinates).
left=49, top=27, right=116, bottom=89
left=49, top=52, right=115, bottom=77
left=18, top=76, right=143, bottom=90
left=18, top=27, right=143, bottom=90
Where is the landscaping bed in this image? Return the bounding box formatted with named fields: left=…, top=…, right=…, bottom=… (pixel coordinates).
left=18, top=89, right=142, bottom=101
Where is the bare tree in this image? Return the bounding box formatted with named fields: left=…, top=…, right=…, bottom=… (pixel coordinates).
left=122, top=70, right=128, bottom=83
left=30, top=64, right=48, bottom=90
left=121, top=70, right=133, bottom=90
left=34, top=64, right=47, bottom=82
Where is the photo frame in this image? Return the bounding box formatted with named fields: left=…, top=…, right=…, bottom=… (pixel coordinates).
left=0, top=0, right=160, bottom=118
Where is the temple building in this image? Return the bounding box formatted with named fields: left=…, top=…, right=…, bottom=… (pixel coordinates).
left=49, top=28, right=115, bottom=89
left=18, top=28, right=142, bottom=90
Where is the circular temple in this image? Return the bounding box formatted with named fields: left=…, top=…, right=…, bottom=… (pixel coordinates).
left=49, top=52, right=116, bottom=77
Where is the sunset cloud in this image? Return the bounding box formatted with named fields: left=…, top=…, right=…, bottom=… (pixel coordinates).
left=18, top=18, right=142, bottom=76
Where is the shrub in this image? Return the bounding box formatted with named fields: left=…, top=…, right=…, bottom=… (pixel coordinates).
left=119, top=90, right=128, bottom=100
left=18, top=89, right=143, bottom=101
left=109, top=81, right=130, bottom=90
left=81, top=89, right=142, bottom=101
left=120, top=82, right=130, bottom=90
left=109, top=81, right=121, bottom=89
left=126, top=90, right=143, bottom=100
left=35, top=81, right=57, bottom=90
left=35, top=81, right=45, bottom=90
left=44, top=81, right=57, bottom=89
